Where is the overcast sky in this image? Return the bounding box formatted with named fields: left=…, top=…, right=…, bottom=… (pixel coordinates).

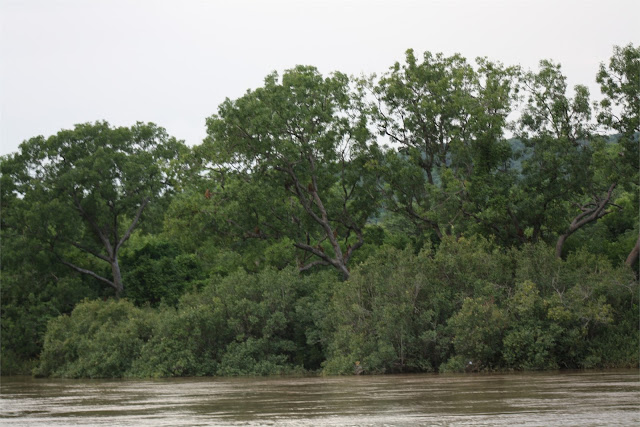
left=1, top=0, right=637, bottom=156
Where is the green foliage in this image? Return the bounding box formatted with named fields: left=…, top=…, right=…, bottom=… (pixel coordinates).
left=446, top=297, right=507, bottom=370
left=1, top=276, right=93, bottom=375
left=209, top=267, right=329, bottom=375
left=217, top=338, right=295, bottom=376
left=128, top=300, right=224, bottom=377
left=596, top=43, right=639, bottom=162
left=2, top=121, right=185, bottom=297
left=563, top=190, right=638, bottom=264
left=432, top=236, right=512, bottom=303
left=33, top=241, right=638, bottom=378
left=367, top=50, right=519, bottom=244
left=326, top=240, right=638, bottom=375
left=6, top=45, right=640, bottom=377
left=324, top=237, right=510, bottom=374
left=505, top=246, right=638, bottom=369
left=0, top=225, right=105, bottom=375
left=201, top=65, right=382, bottom=278
left=502, top=281, right=561, bottom=370
left=35, top=299, right=153, bottom=378
left=120, top=236, right=205, bottom=307
left=35, top=268, right=338, bottom=378
left=325, top=246, right=438, bottom=374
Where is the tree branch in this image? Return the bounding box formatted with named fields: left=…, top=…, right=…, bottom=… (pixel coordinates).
left=66, top=240, right=110, bottom=263
left=115, top=197, right=149, bottom=253
left=555, top=183, right=617, bottom=258
left=59, top=259, right=117, bottom=290
left=293, top=242, right=335, bottom=266
left=298, top=259, right=331, bottom=272
left=71, top=191, right=113, bottom=255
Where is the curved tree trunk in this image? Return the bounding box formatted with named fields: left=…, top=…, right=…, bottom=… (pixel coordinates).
left=555, top=234, right=570, bottom=259
left=625, top=233, right=640, bottom=269
left=555, top=184, right=617, bottom=258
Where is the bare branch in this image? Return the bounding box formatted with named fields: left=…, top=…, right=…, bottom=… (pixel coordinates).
left=115, top=197, right=149, bottom=253
left=59, top=259, right=117, bottom=290
left=70, top=191, right=113, bottom=255
left=66, top=240, right=110, bottom=263
left=298, top=259, right=331, bottom=272
left=293, top=242, right=334, bottom=265
left=556, top=183, right=618, bottom=258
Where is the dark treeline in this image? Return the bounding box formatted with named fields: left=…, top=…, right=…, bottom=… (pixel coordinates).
left=1, top=44, right=638, bottom=377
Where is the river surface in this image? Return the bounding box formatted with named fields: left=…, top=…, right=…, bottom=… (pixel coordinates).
left=1, top=370, right=638, bottom=426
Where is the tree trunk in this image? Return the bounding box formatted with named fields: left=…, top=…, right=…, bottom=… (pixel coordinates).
left=625, top=233, right=640, bottom=269
left=555, top=184, right=617, bottom=258
left=110, top=258, right=124, bottom=298
left=555, top=234, right=569, bottom=259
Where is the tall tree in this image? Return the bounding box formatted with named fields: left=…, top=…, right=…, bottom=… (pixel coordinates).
left=202, top=66, right=380, bottom=279
left=596, top=43, right=640, bottom=268
left=365, top=50, right=518, bottom=243
left=515, top=60, right=621, bottom=257
left=1, top=121, right=183, bottom=297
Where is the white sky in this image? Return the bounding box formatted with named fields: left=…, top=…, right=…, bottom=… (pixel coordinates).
left=1, top=0, right=638, bottom=156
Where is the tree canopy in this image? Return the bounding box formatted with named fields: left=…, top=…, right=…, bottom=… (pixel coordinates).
left=1, top=44, right=638, bottom=377
left=1, top=121, right=184, bottom=297
left=200, top=66, right=381, bottom=278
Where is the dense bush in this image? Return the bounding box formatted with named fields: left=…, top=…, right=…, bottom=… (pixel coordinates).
left=210, top=267, right=336, bottom=375
left=5, top=45, right=639, bottom=377
left=324, top=240, right=638, bottom=375
left=446, top=296, right=508, bottom=370
left=324, top=246, right=441, bottom=374
left=324, top=237, right=512, bottom=375
left=507, top=247, right=638, bottom=369
left=32, top=241, right=638, bottom=378
left=1, top=238, right=105, bottom=375
left=120, top=237, right=206, bottom=307
left=35, top=267, right=337, bottom=377
left=502, top=280, right=562, bottom=370
left=128, top=298, right=225, bottom=377
left=35, top=299, right=153, bottom=378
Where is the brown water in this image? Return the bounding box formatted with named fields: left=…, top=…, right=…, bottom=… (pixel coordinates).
left=1, top=370, right=638, bottom=426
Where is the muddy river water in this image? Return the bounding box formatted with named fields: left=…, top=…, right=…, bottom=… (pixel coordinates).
left=1, top=370, right=638, bottom=426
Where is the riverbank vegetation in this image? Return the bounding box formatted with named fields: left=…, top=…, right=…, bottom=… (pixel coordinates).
left=2, top=44, right=638, bottom=377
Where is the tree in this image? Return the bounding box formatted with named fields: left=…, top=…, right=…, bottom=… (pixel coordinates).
left=363, top=51, right=518, bottom=244
left=1, top=121, right=183, bottom=297
left=514, top=60, right=621, bottom=257
left=596, top=44, right=640, bottom=164
left=596, top=43, right=640, bottom=268
left=201, top=66, right=380, bottom=278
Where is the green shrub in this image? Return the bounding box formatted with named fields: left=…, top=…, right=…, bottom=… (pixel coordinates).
left=447, top=297, right=507, bottom=369
left=35, top=299, right=152, bottom=378
left=433, top=236, right=512, bottom=304
left=209, top=267, right=311, bottom=374
left=502, top=281, right=561, bottom=370
left=128, top=302, right=224, bottom=377
left=439, top=355, right=469, bottom=373
left=218, top=338, right=296, bottom=376
left=120, top=237, right=205, bottom=307
left=508, top=248, right=638, bottom=369
left=325, top=246, right=448, bottom=374
left=32, top=241, right=638, bottom=378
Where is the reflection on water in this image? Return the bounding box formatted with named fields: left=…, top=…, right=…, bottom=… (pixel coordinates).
left=1, top=370, right=638, bottom=426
